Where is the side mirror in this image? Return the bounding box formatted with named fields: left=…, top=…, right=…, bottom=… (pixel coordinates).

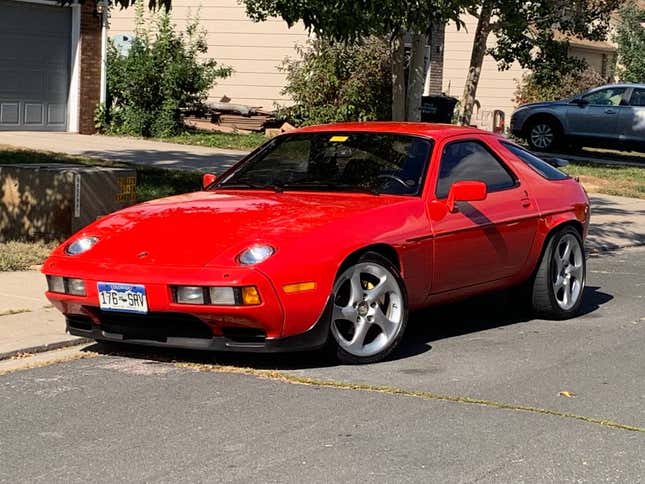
left=446, top=181, right=487, bottom=213
left=570, top=98, right=588, bottom=107
left=202, top=173, right=217, bottom=189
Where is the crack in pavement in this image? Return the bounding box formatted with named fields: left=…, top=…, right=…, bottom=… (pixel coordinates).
left=177, top=362, right=645, bottom=434
left=2, top=349, right=643, bottom=434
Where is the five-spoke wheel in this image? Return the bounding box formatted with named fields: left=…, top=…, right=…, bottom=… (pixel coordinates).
left=329, top=253, right=407, bottom=364
left=531, top=226, right=586, bottom=318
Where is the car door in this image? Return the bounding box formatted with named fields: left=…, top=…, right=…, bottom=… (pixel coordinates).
left=430, top=137, right=539, bottom=294
left=618, top=87, right=645, bottom=144
left=566, top=86, right=628, bottom=140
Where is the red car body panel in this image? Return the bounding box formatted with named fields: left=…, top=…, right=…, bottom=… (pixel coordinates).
left=42, top=122, right=590, bottom=350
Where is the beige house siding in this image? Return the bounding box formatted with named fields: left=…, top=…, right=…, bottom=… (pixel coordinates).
left=109, top=0, right=309, bottom=110
left=441, top=15, right=527, bottom=129
left=110, top=5, right=615, bottom=128
left=440, top=15, right=615, bottom=129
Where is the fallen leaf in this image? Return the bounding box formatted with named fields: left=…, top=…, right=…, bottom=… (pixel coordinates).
left=558, top=390, right=576, bottom=398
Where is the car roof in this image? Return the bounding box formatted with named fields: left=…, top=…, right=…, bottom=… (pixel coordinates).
left=590, top=82, right=645, bottom=90
left=292, top=122, right=494, bottom=141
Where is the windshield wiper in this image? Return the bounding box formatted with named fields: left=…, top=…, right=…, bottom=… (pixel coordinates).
left=217, top=181, right=283, bottom=192
left=281, top=182, right=380, bottom=195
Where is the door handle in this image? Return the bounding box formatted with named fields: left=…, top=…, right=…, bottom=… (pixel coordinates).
left=520, top=190, right=531, bottom=208
left=605, top=109, right=616, bottom=115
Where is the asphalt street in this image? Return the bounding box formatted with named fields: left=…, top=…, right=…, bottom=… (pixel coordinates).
left=1, top=247, right=644, bottom=483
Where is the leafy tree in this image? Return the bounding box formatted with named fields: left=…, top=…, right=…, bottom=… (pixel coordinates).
left=97, top=3, right=231, bottom=137
left=241, top=0, right=472, bottom=121
left=278, top=37, right=392, bottom=125
left=614, top=0, right=645, bottom=83
left=513, top=68, right=605, bottom=106
left=460, top=0, right=621, bottom=125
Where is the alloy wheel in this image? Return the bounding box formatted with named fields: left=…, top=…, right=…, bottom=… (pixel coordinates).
left=530, top=123, right=554, bottom=149
left=551, top=233, right=584, bottom=311
left=331, top=262, right=404, bottom=358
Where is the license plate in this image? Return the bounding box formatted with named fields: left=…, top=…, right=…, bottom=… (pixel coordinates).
left=97, top=282, right=148, bottom=314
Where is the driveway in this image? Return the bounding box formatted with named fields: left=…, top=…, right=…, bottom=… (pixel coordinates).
left=0, top=132, right=247, bottom=172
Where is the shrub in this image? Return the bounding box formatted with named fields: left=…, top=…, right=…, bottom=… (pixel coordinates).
left=98, top=2, right=231, bottom=137
left=513, top=68, right=605, bottom=106
left=278, top=37, right=392, bottom=126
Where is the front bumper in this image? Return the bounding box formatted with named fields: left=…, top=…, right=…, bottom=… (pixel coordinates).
left=65, top=297, right=333, bottom=353
left=43, top=257, right=333, bottom=352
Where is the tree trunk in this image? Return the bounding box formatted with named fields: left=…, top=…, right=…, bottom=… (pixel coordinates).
left=391, top=31, right=406, bottom=121
left=406, top=33, right=428, bottom=121
left=460, top=1, right=494, bottom=126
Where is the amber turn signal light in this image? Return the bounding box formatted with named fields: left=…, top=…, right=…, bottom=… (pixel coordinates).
left=241, top=286, right=261, bottom=305
left=282, top=282, right=317, bottom=294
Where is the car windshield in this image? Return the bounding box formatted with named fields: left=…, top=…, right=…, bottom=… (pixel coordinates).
left=215, top=132, right=433, bottom=196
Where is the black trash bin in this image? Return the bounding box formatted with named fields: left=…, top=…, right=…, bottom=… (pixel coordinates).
left=420, top=95, right=458, bottom=123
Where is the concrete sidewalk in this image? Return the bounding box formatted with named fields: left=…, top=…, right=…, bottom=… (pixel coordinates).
left=1, top=193, right=643, bottom=361
left=0, top=271, right=87, bottom=360
left=0, top=131, right=247, bottom=172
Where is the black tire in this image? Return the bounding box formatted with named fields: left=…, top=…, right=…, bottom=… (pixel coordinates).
left=327, top=252, right=408, bottom=364
left=531, top=226, right=586, bottom=319
left=526, top=117, right=561, bottom=152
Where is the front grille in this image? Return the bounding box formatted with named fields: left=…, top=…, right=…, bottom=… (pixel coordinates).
left=93, top=310, right=214, bottom=341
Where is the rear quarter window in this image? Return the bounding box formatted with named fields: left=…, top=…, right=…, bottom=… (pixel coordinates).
left=501, top=142, right=569, bottom=180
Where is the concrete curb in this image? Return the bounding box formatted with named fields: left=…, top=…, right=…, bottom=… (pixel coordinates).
left=0, top=337, right=92, bottom=362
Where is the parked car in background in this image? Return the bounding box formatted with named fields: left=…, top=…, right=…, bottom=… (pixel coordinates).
left=511, top=83, right=645, bottom=152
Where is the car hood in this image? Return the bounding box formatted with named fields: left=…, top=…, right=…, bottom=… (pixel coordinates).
left=516, top=99, right=569, bottom=111
left=71, top=190, right=408, bottom=267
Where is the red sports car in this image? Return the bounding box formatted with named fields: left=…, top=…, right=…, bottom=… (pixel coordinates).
left=43, top=123, right=589, bottom=364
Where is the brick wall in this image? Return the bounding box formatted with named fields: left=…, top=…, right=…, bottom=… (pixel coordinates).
left=428, top=24, right=446, bottom=95
left=78, top=1, right=101, bottom=134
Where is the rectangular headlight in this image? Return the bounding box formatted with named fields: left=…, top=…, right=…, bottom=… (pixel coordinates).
left=66, top=278, right=86, bottom=296
left=209, top=287, right=236, bottom=305
left=46, top=276, right=65, bottom=293
left=176, top=286, right=205, bottom=304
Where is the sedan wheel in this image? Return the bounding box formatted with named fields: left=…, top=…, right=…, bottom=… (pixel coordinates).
left=528, top=121, right=558, bottom=151
left=329, top=254, right=407, bottom=364
left=531, top=227, right=586, bottom=319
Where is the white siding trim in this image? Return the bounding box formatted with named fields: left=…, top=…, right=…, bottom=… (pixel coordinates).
left=67, top=2, right=81, bottom=132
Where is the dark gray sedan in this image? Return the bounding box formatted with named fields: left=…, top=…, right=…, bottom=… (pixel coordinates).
left=511, top=83, right=645, bottom=152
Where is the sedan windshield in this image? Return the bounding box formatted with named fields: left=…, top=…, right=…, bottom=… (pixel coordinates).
left=215, top=132, right=433, bottom=196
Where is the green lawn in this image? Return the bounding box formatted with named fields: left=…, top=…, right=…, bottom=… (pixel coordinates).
left=562, top=162, right=645, bottom=200
left=154, top=129, right=266, bottom=151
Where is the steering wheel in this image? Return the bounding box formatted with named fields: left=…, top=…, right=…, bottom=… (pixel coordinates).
left=376, top=174, right=411, bottom=190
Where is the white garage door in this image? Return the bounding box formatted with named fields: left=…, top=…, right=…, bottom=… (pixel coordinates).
left=0, top=0, right=71, bottom=131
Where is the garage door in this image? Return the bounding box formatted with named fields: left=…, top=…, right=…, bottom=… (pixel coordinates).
left=0, top=0, right=71, bottom=131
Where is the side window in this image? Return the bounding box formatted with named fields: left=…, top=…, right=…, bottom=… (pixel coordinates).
left=501, top=142, right=569, bottom=180
left=436, top=140, right=516, bottom=198
left=582, top=87, right=626, bottom=106
left=629, top=88, right=645, bottom=107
